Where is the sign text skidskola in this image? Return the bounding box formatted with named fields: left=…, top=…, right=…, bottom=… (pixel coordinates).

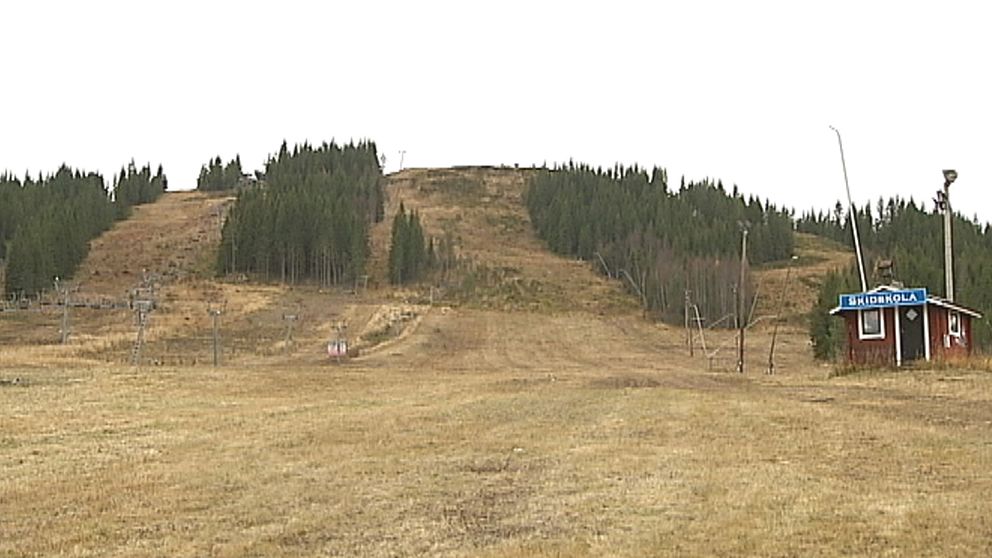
left=839, top=288, right=928, bottom=311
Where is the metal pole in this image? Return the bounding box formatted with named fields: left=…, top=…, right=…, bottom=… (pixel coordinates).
left=738, top=229, right=748, bottom=374
left=209, top=309, right=221, bottom=367
left=943, top=181, right=954, bottom=301
left=829, top=126, right=868, bottom=292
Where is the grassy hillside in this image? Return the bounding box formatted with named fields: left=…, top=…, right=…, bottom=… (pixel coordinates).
left=4, top=168, right=990, bottom=557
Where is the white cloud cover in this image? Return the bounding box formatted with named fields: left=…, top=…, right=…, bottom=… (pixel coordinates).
left=2, top=1, right=990, bottom=222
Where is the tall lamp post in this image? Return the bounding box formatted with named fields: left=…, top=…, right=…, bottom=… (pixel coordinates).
left=939, top=169, right=958, bottom=301
left=829, top=126, right=868, bottom=292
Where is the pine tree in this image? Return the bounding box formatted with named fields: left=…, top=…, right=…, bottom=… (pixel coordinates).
left=525, top=163, right=793, bottom=324
left=2, top=166, right=119, bottom=295
left=810, top=270, right=843, bottom=360
left=389, top=203, right=409, bottom=285
left=217, top=140, right=382, bottom=285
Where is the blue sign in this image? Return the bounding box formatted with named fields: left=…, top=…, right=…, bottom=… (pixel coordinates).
left=839, top=288, right=928, bottom=311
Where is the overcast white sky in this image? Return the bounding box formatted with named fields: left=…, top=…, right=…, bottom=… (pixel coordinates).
left=3, top=1, right=990, bottom=222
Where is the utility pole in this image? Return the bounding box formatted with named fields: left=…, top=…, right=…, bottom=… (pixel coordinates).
left=737, top=228, right=748, bottom=374
left=130, top=273, right=157, bottom=367
left=208, top=307, right=222, bottom=366
left=829, top=126, right=868, bottom=292
left=685, top=289, right=693, bottom=357
left=939, top=170, right=958, bottom=301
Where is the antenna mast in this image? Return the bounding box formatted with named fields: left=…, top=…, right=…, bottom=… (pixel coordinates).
left=829, top=126, right=868, bottom=292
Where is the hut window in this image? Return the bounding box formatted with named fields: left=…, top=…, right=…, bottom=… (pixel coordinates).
left=949, top=311, right=962, bottom=337
left=859, top=308, right=884, bottom=339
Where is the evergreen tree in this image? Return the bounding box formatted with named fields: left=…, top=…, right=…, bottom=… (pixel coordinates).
left=113, top=160, right=167, bottom=217
left=217, top=140, right=384, bottom=286
left=1, top=165, right=121, bottom=295
left=388, top=203, right=430, bottom=285
left=389, top=203, right=408, bottom=284
left=525, top=163, right=794, bottom=324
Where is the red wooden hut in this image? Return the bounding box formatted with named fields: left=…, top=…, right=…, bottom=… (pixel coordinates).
left=829, top=285, right=981, bottom=366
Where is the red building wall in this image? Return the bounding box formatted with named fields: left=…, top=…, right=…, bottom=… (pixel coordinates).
left=843, top=307, right=896, bottom=366
left=928, top=308, right=973, bottom=360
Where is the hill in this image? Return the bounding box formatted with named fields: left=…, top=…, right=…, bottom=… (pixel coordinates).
left=0, top=167, right=851, bottom=370
left=751, top=232, right=854, bottom=324
left=5, top=168, right=992, bottom=556
left=74, top=191, right=233, bottom=296
left=370, top=167, right=637, bottom=313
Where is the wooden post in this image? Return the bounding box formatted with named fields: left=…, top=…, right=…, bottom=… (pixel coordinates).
left=738, top=229, right=748, bottom=374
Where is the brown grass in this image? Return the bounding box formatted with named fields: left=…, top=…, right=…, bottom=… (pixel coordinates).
left=372, top=168, right=635, bottom=314
left=3, top=315, right=992, bottom=556
left=752, top=232, right=854, bottom=325
left=76, top=191, right=234, bottom=297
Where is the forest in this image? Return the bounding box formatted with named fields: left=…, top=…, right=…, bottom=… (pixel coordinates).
left=525, top=162, right=795, bottom=324
left=802, top=198, right=992, bottom=355
left=388, top=203, right=430, bottom=285
left=197, top=155, right=245, bottom=191
left=216, top=141, right=384, bottom=286
left=1, top=163, right=166, bottom=296
left=113, top=162, right=168, bottom=217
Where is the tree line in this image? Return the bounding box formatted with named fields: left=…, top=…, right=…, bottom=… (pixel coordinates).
left=1, top=162, right=167, bottom=295
left=525, top=162, right=795, bottom=324
left=197, top=155, right=245, bottom=191
left=217, top=140, right=384, bottom=286
left=801, top=198, right=992, bottom=356
left=113, top=161, right=167, bottom=217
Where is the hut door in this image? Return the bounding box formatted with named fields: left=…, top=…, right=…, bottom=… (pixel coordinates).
left=899, top=305, right=926, bottom=362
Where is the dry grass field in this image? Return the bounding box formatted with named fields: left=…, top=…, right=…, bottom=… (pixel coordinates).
left=3, top=169, right=992, bottom=556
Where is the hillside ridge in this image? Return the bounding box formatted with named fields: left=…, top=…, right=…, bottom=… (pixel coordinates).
left=1, top=167, right=851, bottom=368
